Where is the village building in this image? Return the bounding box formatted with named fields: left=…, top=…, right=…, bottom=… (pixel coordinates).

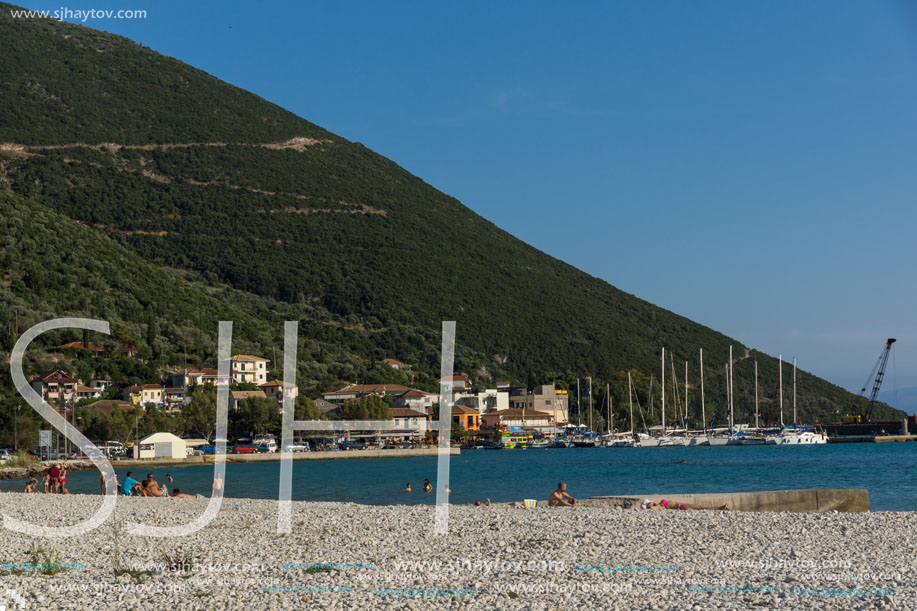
left=123, top=384, right=164, bottom=407
left=482, top=408, right=555, bottom=431
left=451, top=404, right=481, bottom=433
left=508, top=384, right=569, bottom=425
left=171, top=368, right=233, bottom=389
left=381, top=358, right=409, bottom=370
left=133, top=432, right=187, bottom=459
left=323, top=383, right=412, bottom=402
left=389, top=407, right=429, bottom=440
left=259, top=379, right=299, bottom=404
left=438, top=375, right=470, bottom=391
left=229, top=355, right=269, bottom=384
left=30, top=369, right=78, bottom=403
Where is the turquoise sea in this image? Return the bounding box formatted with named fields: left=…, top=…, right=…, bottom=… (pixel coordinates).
left=3, top=443, right=915, bottom=510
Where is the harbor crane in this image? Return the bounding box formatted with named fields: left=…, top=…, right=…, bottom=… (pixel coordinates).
left=857, top=338, right=896, bottom=422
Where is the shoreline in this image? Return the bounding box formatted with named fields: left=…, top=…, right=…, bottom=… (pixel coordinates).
left=0, top=447, right=459, bottom=480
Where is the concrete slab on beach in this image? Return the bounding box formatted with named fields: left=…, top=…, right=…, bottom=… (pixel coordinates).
left=578, top=488, right=869, bottom=512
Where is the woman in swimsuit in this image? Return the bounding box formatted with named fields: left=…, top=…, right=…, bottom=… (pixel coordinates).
left=642, top=498, right=730, bottom=511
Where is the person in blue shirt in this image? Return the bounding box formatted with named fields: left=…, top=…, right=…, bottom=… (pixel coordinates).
left=121, top=471, right=137, bottom=496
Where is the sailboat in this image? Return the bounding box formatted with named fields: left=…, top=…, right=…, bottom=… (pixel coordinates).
left=769, top=357, right=828, bottom=445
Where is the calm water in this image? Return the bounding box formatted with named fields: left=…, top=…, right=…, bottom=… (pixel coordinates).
left=3, top=444, right=915, bottom=511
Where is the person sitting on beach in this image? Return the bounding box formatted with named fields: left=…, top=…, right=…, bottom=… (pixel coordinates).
left=24, top=478, right=38, bottom=493
left=548, top=482, right=576, bottom=507
left=423, top=478, right=432, bottom=493
left=145, top=473, right=165, bottom=497
left=121, top=471, right=137, bottom=496
left=171, top=488, right=195, bottom=498
left=641, top=498, right=730, bottom=511
left=405, top=483, right=412, bottom=493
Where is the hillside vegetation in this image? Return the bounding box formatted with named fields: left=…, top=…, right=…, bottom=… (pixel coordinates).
left=0, top=2, right=902, bottom=440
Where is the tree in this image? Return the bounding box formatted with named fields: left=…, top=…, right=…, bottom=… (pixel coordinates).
left=181, top=387, right=217, bottom=439
left=231, top=397, right=278, bottom=438
left=294, top=396, right=326, bottom=421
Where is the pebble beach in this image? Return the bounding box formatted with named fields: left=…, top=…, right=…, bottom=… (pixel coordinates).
left=0, top=494, right=913, bottom=610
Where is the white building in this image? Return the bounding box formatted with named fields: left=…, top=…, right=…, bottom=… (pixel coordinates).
left=134, top=432, right=187, bottom=460
left=454, top=389, right=509, bottom=414
left=229, top=355, right=270, bottom=384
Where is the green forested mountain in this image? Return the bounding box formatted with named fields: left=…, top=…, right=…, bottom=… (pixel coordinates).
left=0, top=3, right=903, bottom=431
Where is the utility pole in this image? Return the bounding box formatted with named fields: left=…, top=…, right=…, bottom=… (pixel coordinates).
left=14, top=403, right=19, bottom=451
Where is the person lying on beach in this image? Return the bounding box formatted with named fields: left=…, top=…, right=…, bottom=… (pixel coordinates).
left=171, top=488, right=195, bottom=498
left=641, top=498, right=730, bottom=511
left=474, top=498, right=491, bottom=506
left=548, top=482, right=576, bottom=507
left=24, top=478, right=38, bottom=493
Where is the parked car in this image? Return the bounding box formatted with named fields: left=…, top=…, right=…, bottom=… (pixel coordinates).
left=233, top=444, right=257, bottom=454
left=199, top=445, right=231, bottom=455
left=281, top=443, right=310, bottom=453
left=0, top=449, right=12, bottom=462
left=339, top=441, right=367, bottom=451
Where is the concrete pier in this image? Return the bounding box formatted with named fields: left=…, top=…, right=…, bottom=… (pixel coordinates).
left=571, top=488, right=869, bottom=512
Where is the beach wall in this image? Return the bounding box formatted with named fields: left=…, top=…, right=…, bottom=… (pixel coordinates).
left=576, top=488, right=869, bottom=513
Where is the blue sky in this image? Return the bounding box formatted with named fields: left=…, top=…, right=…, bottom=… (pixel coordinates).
left=17, top=1, right=917, bottom=398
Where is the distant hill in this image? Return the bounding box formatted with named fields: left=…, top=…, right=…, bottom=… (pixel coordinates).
left=0, top=3, right=904, bottom=424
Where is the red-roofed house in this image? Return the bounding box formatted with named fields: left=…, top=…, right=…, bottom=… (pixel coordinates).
left=30, top=370, right=79, bottom=403
left=438, top=375, right=470, bottom=391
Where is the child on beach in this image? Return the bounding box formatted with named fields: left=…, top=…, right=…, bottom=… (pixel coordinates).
left=24, top=478, right=37, bottom=493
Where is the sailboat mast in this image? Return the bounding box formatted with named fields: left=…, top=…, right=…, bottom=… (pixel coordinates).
left=754, top=360, right=759, bottom=429
left=729, top=345, right=734, bottom=430
left=628, top=372, right=634, bottom=434
left=577, top=378, right=581, bottom=429
left=778, top=354, right=784, bottom=427
left=793, top=357, right=797, bottom=425
left=700, top=348, right=705, bottom=432
left=606, top=382, right=611, bottom=433
left=588, top=376, right=593, bottom=434
left=684, top=361, right=688, bottom=426
left=661, top=347, right=666, bottom=433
